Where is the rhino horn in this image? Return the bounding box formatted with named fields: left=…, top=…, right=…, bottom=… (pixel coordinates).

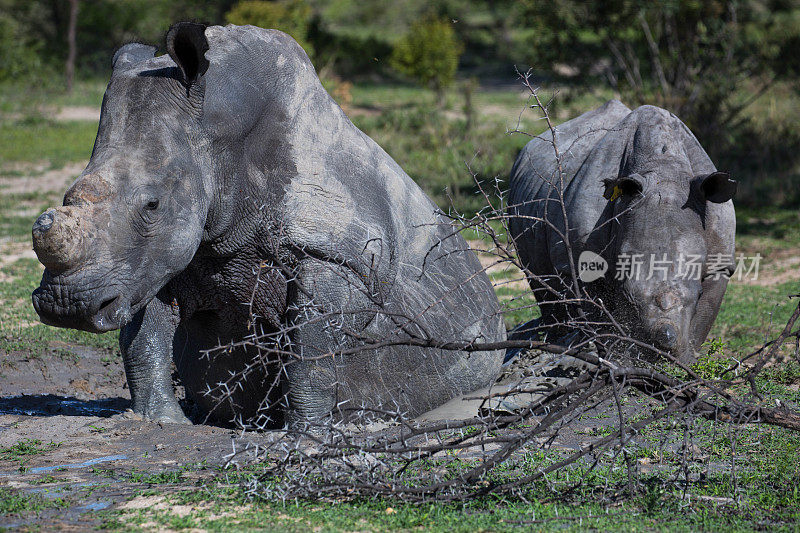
left=32, top=206, right=88, bottom=272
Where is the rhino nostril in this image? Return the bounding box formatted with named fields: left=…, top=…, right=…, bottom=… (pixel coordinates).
left=654, top=323, right=678, bottom=350
left=33, top=212, right=54, bottom=234
left=98, top=295, right=119, bottom=313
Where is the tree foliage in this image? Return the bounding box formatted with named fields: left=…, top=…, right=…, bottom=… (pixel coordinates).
left=390, top=15, right=463, bottom=102
left=0, top=8, right=44, bottom=82
left=515, top=0, right=800, bottom=158
left=0, top=0, right=234, bottom=80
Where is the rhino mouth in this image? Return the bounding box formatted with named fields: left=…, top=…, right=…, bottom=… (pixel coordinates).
left=32, top=269, right=134, bottom=333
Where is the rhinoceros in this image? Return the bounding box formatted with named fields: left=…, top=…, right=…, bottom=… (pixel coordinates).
left=31, top=22, right=505, bottom=426
left=508, top=100, right=736, bottom=363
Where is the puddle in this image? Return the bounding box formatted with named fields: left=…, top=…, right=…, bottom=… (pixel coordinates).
left=0, top=395, right=127, bottom=417
left=77, top=500, right=112, bottom=511
left=27, top=454, right=128, bottom=473
left=0, top=455, right=127, bottom=477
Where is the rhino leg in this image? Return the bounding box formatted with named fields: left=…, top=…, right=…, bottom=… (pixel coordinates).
left=529, top=276, right=573, bottom=339
left=284, top=257, right=377, bottom=428
left=119, top=290, right=189, bottom=424
left=689, top=277, right=730, bottom=362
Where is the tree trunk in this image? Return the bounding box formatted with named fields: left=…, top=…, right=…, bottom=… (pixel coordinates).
left=65, top=0, right=79, bottom=93
left=462, top=78, right=476, bottom=133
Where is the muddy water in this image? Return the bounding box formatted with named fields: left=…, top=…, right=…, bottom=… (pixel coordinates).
left=0, top=344, right=272, bottom=529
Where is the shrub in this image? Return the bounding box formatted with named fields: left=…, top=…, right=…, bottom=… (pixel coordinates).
left=390, top=15, right=462, bottom=104
left=226, top=0, right=314, bottom=58
left=0, top=12, right=44, bottom=83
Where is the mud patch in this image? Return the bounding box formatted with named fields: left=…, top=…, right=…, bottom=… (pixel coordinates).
left=0, top=343, right=286, bottom=530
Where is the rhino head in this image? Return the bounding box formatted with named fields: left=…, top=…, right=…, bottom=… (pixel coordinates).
left=585, top=107, right=737, bottom=363
left=32, top=23, right=226, bottom=332
left=32, top=22, right=315, bottom=333
left=32, top=38, right=210, bottom=331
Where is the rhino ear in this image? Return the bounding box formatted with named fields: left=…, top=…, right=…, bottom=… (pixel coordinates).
left=603, top=173, right=644, bottom=200
left=112, top=43, right=157, bottom=71
left=699, top=171, right=737, bottom=203
left=166, top=22, right=210, bottom=87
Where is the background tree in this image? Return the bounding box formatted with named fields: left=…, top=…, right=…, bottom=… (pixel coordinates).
left=390, top=15, right=463, bottom=105
left=0, top=2, right=44, bottom=83
left=516, top=0, right=800, bottom=205
left=65, top=0, right=78, bottom=93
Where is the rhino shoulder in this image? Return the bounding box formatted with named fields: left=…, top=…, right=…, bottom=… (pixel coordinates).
left=628, top=104, right=678, bottom=126
left=510, top=99, right=632, bottom=203
left=281, top=173, right=357, bottom=248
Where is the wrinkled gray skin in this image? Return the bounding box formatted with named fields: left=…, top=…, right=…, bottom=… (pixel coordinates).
left=509, top=101, right=736, bottom=363
left=31, top=23, right=505, bottom=426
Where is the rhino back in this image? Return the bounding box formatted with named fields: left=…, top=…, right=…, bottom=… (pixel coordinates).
left=509, top=100, right=631, bottom=277
left=204, top=25, right=506, bottom=397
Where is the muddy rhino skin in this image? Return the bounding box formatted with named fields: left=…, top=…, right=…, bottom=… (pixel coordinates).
left=31, top=23, right=505, bottom=426
left=509, top=100, right=736, bottom=363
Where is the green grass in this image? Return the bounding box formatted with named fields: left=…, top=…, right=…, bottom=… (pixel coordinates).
left=0, top=117, right=97, bottom=168
left=0, top=439, right=58, bottom=460
left=710, top=280, right=799, bottom=356
left=98, top=418, right=800, bottom=531
left=31, top=475, right=70, bottom=485
left=0, top=487, right=68, bottom=516
left=127, top=470, right=184, bottom=484
left=0, top=78, right=106, bottom=115
left=736, top=207, right=800, bottom=259
left=0, top=439, right=61, bottom=471
left=0, top=190, right=54, bottom=237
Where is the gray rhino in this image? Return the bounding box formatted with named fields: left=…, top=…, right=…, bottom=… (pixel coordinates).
left=509, top=101, right=736, bottom=363
left=31, top=23, right=505, bottom=426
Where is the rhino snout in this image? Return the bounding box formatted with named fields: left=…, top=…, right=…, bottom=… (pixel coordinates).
left=32, top=207, right=89, bottom=272
left=653, top=322, right=678, bottom=351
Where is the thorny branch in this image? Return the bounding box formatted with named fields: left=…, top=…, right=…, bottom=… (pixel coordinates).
left=203, top=70, right=800, bottom=504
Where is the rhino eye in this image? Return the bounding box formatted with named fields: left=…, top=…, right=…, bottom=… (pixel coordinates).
left=144, top=199, right=159, bottom=210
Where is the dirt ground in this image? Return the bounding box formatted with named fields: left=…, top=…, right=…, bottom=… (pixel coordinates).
left=0, top=341, right=542, bottom=530
left=0, top=344, right=265, bottom=529
left=0, top=335, right=633, bottom=530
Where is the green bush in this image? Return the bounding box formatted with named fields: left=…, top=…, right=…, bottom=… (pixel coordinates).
left=0, top=12, right=44, bottom=83
left=226, top=0, right=315, bottom=58
left=390, top=15, right=463, bottom=104
left=352, top=102, right=527, bottom=215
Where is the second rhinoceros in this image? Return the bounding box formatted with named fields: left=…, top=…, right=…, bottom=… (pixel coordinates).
left=509, top=101, right=736, bottom=363
left=31, top=23, right=505, bottom=426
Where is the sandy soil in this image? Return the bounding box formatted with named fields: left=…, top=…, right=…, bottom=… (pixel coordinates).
left=745, top=247, right=800, bottom=286
left=53, top=106, right=100, bottom=122
left=0, top=161, right=84, bottom=196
